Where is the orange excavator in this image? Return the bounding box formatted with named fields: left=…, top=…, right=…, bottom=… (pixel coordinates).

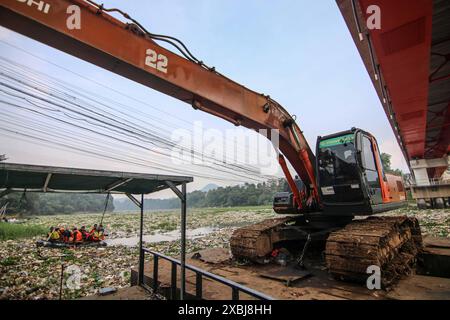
left=0, top=0, right=422, bottom=285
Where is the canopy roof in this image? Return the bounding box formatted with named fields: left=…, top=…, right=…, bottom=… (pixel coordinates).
left=0, top=163, right=193, bottom=196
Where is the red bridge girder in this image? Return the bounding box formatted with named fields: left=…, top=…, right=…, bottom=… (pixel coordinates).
left=337, top=0, right=449, bottom=164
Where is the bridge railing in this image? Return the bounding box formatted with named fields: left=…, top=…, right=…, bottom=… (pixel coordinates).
left=139, top=248, right=273, bottom=300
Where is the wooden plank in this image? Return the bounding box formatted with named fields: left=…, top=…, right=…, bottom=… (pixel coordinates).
left=424, top=236, right=450, bottom=249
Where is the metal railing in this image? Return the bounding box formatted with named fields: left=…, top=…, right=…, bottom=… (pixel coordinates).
left=429, top=178, right=450, bottom=185
left=409, top=178, right=450, bottom=187
left=141, top=248, right=273, bottom=300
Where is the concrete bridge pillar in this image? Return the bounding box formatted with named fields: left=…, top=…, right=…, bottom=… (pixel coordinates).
left=409, top=156, right=449, bottom=209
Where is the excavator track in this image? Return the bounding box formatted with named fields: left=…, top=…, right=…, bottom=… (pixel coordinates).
left=325, top=216, right=422, bottom=287
left=230, top=217, right=296, bottom=260
left=231, top=215, right=423, bottom=288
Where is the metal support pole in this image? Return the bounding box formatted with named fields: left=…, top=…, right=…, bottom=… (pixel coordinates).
left=171, top=262, right=177, bottom=300
left=153, top=256, right=159, bottom=292
left=180, top=183, right=187, bottom=300
left=138, top=194, right=144, bottom=286
left=59, top=261, right=65, bottom=300
left=195, top=272, right=202, bottom=299
left=232, top=287, right=239, bottom=300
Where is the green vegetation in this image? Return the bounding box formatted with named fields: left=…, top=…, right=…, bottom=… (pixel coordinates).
left=0, top=193, right=114, bottom=216
left=0, top=222, right=48, bottom=240
left=381, top=153, right=403, bottom=176
left=0, top=256, right=18, bottom=266
left=155, top=220, right=178, bottom=232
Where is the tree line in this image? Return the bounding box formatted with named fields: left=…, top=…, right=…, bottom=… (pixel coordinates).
left=114, top=178, right=289, bottom=210
left=1, top=193, right=114, bottom=216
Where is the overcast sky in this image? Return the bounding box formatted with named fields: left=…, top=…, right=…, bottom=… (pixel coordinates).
left=0, top=0, right=408, bottom=198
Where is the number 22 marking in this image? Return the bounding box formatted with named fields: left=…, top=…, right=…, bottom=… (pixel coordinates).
left=145, top=49, right=168, bottom=73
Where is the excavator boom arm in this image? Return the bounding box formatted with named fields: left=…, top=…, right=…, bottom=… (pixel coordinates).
left=0, top=0, right=319, bottom=205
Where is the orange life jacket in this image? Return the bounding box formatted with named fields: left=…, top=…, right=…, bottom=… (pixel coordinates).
left=74, top=231, right=83, bottom=242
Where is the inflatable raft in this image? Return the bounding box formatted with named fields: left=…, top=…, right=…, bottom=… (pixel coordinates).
left=36, top=240, right=107, bottom=248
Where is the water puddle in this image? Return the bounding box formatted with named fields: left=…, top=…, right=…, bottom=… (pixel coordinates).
left=105, top=227, right=217, bottom=247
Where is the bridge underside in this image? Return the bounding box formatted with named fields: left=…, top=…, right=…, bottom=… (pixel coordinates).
left=337, top=0, right=450, bottom=187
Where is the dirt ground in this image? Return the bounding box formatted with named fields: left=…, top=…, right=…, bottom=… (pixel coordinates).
left=0, top=204, right=448, bottom=300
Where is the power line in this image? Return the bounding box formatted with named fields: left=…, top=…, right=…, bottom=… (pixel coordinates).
left=0, top=100, right=269, bottom=183
left=0, top=40, right=195, bottom=127
left=0, top=125, right=261, bottom=183
left=0, top=92, right=270, bottom=183
left=0, top=70, right=276, bottom=181
left=0, top=60, right=271, bottom=178
left=0, top=43, right=261, bottom=161
left=0, top=41, right=282, bottom=183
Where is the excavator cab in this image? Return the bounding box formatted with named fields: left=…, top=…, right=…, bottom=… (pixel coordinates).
left=273, top=128, right=405, bottom=216
left=316, top=128, right=405, bottom=215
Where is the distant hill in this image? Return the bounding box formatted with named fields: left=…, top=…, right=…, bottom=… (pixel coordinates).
left=201, top=183, right=219, bottom=192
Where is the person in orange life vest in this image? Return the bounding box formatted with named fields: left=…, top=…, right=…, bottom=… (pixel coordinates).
left=91, top=228, right=101, bottom=242
left=80, top=226, right=89, bottom=241
left=90, top=224, right=98, bottom=234
left=88, top=224, right=98, bottom=241
left=71, top=227, right=83, bottom=243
